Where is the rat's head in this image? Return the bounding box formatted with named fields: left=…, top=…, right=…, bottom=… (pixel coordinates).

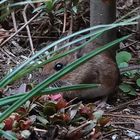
left=43, top=50, right=77, bottom=74
left=42, top=43, right=92, bottom=87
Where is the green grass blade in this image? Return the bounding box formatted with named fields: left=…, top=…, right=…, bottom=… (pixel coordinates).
left=116, top=7, right=140, bottom=23
left=0, top=0, right=7, bottom=4
left=10, top=0, right=47, bottom=7
left=0, top=130, right=17, bottom=140
left=0, top=84, right=98, bottom=106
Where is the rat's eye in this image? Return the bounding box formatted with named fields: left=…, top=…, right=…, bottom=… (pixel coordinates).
left=54, top=63, right=63, bottom=71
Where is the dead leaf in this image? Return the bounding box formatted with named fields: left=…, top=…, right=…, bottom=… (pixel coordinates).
left=56, top=98, right=68, bottom=110
left=43, top=102, right=57, bottom=116
left=20, top=120, right=33, bottom=130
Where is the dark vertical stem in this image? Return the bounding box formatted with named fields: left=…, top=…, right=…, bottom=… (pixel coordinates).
left=90, top=0, right=116, bottom=45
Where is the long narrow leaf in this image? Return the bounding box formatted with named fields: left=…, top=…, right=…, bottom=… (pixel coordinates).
left=10, top=0, right=47, bottom=7
left=0, top=0, right=7, bottom=4
left=0, top=130, right=17, bottom=140
left=0, top=84, right=98, bottom=106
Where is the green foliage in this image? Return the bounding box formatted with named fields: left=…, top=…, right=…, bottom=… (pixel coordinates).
left=119, top=83, right=136, bottom=95
left=136, top=78, right=140, bottom=87
left=0, top=0, right=80, bottom=20
left=0, top=130, right=17, bottom=140
left=0, top=0, right=10, bottom=21
left=117, top=51, right=140, bottom=96
left=34, top=0, right=79, bottom=13
left=43, top=102, right=57, bottom=116
left=0, top=0, right=47, bottom=20
left=44, top=0, right=58, bottom=12
left=116, top=51, right=132, bottom=68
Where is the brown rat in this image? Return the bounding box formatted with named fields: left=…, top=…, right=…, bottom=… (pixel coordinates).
left=42, top=42, right=119, bottom=100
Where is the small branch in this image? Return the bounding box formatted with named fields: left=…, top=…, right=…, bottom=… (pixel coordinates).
left=0, top=48, right=19, bottom=64
left=112, top=125, right=140, bottom=135
left=11, top=12, right=18, bottom=32
left=119, top=41, right=138, bottom=51
left=0, top=11, right=41, bottom=47
left=107, top=97, right=140, bottom=112
left=69, top=0, right=73, bottom=34
left=102, top=129, right=121, bottom=139
left=112, top=122, right=134, bottom=125
left=120, top=65, right=140, bottom=73
left=104, top=113, right=140, bottom=120
left=66, top=120, right=93, bottom=137
left=62, top=2, right=67, bottom=33
left=22, top=5, right=34, bottom=54
left=2, top=34, right=57, bottom=39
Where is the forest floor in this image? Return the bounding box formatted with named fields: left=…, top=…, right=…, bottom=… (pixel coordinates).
left=0, top=0, right=140, bottom=139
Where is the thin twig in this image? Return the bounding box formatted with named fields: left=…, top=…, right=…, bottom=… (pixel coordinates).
left=128, top=39, right=140, bottom=44
left=107, top=97, right=140, bottom=112
left=119, top=41, right=138, bottom=51
left=62, top=1, right=67, bottom=33
left=2, top=35, right=57, bottom=39
left=0, top=11, right=41, bottom=47
left=22, top=5, right=34, bottom=54
left=112, top=125, right=140, bottom=135
left=0, top=48, right=19, bottom=64
left=115, top=7, right=140, bottom=23
left=33, top=127, right=47, bottom=133
left=104, top=113, right=140, bottom=120
left=69, top=0, right=73, bottom=35
left=120, top=65, right=140, bottom=73
left=66, top=120, right=93, bottom=137
left=112, top=122, right=134, bottom=125
left=11, top=12, right=18, bottom=32
left=102, top=129, right=121, bottom=139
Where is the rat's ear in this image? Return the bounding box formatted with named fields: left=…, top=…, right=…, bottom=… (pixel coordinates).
left=76, top=42, right=94, bottom=58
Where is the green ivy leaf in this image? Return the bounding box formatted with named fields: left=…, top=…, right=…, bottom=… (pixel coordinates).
left=43, top=102, right=57, bottom=116
left=124, top=70, right=137, bottom=78
left=21, top=130, right=31, bottom=139
left=136, top=78, right=140, bottom=87
left=118, top=62, right=128, bottom=68
left=45, top=0, right=54, bottom=12
left=93, top=110, right=104, bottom=121
left=119, top=83, right=132, bottom=92
left=72, top=6, right=77, bottom=13
left=128, top=89, right=136, bottom=96
left=116, top=51, right=132, bottom=65
left=119, top=83, right=136, bottom=96
left=36, top=116, right=49, bottom=125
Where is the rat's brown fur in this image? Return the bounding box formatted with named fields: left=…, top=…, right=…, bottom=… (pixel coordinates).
left=42, top=42, right=119, bottom=100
